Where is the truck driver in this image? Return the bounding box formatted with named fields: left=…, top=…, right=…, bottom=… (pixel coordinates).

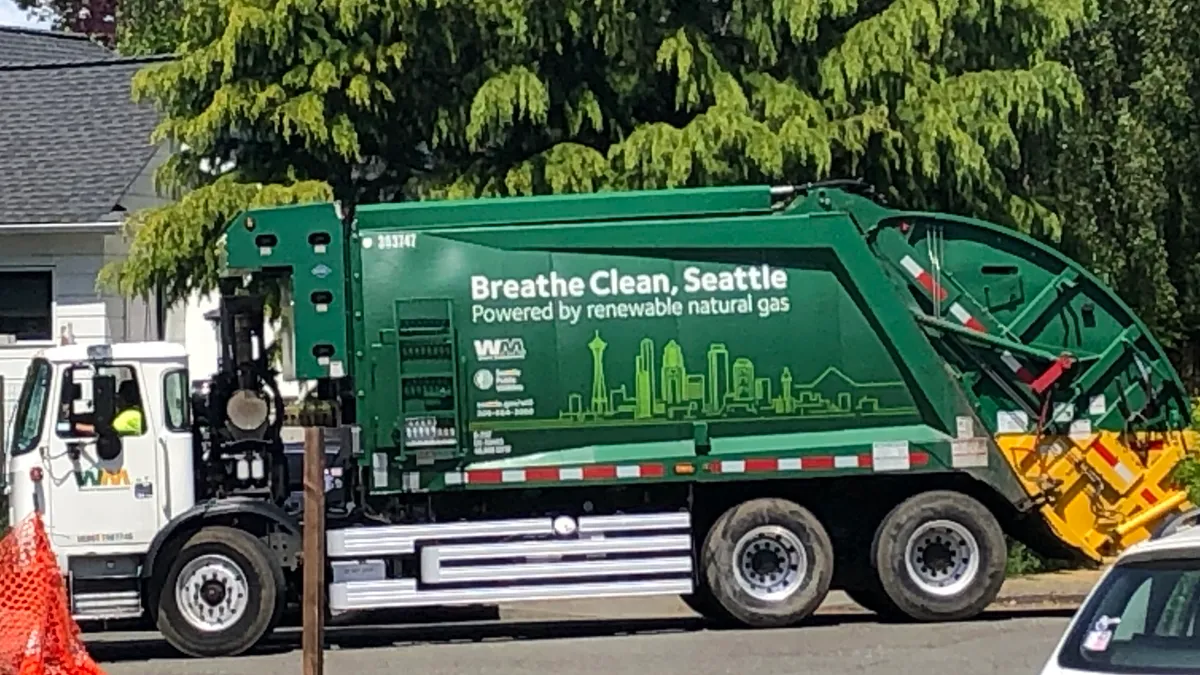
left=72, top=380, right=144, bottom=436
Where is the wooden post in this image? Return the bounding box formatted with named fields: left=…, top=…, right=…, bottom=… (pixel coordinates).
left=302, top=427, right=326, bottom=675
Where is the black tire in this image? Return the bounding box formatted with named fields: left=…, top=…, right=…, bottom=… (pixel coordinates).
left=679, top=590, right=722, bottom=620
left=842, top=583, right=906, bottom=620
left=679, top=575, right=735, bottom=625
left=872, top=490, right=1007, bottom=622
left=702, top=498, right=834, bottom=628
left=153, top=526, right=286, bottom=658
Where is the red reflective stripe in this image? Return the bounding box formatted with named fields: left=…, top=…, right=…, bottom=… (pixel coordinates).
left=1090, top=440, right=1119, bottom=468
left=744, top=458, right=778, bottom=472
left=965, top=317, right=986, bottom=332
left=468, top=469, right=503, bottom=484
left=910, top=451, right=930, bottom=466
left=582, top=465, right=617, bottom=480
left=1141, top=489, right=1159, bottom=505
left=801, top=455, right=835, bottom=470
left=525, top=467, right=560, bottom=482
left=1031, top=355, right=1074, bottom=394
left=915, top=272, right=949, bottom=302
left=640, top=463, right=665, bottom=478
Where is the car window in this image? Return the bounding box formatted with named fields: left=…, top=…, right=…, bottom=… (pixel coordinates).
left=163, top=369, right=190, bottom=431
left=55, top=364, right=146, bottom=438
left=1058, top=557, right=1200, bottom=673
left=10, top=358, right=51, bottom=456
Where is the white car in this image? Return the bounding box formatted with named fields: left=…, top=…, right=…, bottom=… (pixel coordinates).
left=1039, top=508, right=1200, bottom=674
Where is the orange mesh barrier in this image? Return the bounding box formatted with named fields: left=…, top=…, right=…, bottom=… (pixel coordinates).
left=0, top=514, right=104, bottom=675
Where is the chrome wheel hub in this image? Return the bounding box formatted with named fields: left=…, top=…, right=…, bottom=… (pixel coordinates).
left=175, top=554, right=250, bottom=632
left=903, top=520, right=980, bottom=597
left=732, top=525, right=808, bottom=602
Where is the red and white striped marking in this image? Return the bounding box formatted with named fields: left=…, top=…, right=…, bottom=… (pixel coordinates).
left=897, top=255, right=987, bottom=334
left=441, top=452, right=931, bottom=486
left=710, top=455, right=867, bottom=473
left=1089, top=438, right=1136, bottom=486
left=945, top=302, right=1039, bottom=384
left=445, top=463, right=666, bottom=485
left=947, top=302, right=987, bottom=332
left=900, top=258, right=1063, bottom=390
left=899, top=256, right=949, bottom=301
left=707, top=452, right=929, bottom=473
left=999, top=350, right=1037, bottom=385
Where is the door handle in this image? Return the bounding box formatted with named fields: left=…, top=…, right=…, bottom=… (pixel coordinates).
left=157, top=436, right=172, bottom=519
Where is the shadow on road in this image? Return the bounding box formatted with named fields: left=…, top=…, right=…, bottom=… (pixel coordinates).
left=84, top=606, right=1078, bottom=664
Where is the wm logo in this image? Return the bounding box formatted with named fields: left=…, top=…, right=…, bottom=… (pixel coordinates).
left=75, top=468, right=130, bottom=489
left=473, top=338, right=526, bottom=362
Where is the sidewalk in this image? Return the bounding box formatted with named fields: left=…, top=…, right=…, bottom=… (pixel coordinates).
left=981, top=568, right=1104, bottom=609
left=497, top=568, right=1106, bottom=622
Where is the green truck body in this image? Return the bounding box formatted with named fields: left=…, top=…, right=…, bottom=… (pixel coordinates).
left=218, top=181, right=1194, bottom=633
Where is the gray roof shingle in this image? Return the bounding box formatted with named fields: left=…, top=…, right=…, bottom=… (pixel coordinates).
left=0, top=26, right=115, bottom=66
left=0, top=27, right=172, bottom=225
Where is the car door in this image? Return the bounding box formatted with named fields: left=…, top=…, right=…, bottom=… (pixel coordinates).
left=44, top=362, right=163, bottom=553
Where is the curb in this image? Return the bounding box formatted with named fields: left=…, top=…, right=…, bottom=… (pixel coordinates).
left=988, top=592, right=1090, bottom=609
left=820, top=591, right=1090, bottom=615
left=314, top=589, right=1094, bottom=627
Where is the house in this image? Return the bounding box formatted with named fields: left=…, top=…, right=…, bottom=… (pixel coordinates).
left=0, top=27, right=308, bottom=418
left=0, top=26, right=172, bottom=417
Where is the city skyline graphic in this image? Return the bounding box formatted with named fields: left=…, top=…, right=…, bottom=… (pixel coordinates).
left=526, top=331, right=920, bottom=426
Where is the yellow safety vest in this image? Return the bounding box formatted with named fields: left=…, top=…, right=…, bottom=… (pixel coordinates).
left=113, top=408, right=144, bottom=436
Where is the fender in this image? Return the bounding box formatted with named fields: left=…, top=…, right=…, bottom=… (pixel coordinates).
left=142, top=496, right=302, bottom=578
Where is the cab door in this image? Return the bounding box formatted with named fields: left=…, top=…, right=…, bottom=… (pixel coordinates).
left=44, top=362, right=163, bottom=553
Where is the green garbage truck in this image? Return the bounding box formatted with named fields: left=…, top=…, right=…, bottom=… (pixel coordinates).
left=7, top=180, right=1194, bottom=658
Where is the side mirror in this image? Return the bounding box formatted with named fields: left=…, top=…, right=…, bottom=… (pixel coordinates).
left=92, top=375, right=122, bottom=461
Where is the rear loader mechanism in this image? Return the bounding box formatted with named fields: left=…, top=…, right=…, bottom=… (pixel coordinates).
left=792, top=185, right=1197, bottom=561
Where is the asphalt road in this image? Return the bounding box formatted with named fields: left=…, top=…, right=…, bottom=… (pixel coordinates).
left=88, top=608, right=1075, bottom=675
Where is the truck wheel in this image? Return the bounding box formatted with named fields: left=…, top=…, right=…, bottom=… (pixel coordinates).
left=153, top=526, right=286, bottom=658
left=702, top=498, right=834, bottom=628
left=842, top=583, right=905, bottom=620
left=872, top=490, right=1006, bottom=622
left=679, top=575, right=734, bottom=625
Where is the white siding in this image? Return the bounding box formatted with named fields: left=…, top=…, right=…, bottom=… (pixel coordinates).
left=0, top=232, right=158, bottom=423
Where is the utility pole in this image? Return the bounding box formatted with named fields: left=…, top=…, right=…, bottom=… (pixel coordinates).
left=302, top=427, right=326, bottom=675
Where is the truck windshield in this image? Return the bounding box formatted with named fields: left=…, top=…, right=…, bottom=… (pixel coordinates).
left=1057, top=556, right=1200, bottom=673
left=10, top=358, right=51, bottom=457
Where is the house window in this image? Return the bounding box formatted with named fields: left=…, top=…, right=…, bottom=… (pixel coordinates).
left=0, top=270, right=52, bottom=342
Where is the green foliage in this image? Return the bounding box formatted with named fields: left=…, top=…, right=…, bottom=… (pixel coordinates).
left=1171, top=455, right=1200, bottom=505
left=1038, top=0, right=1200, bottom=357
left=115, top=0, right=185, bottom=56
left=109, top=0, right=1093, bottom=305
left=100, top=177, right=331, bottom=302
left=1005, top=538, right=1075, bottom=577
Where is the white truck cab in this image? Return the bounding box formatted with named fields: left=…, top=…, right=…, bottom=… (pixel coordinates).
left=5, top=342, right=197, bottom=620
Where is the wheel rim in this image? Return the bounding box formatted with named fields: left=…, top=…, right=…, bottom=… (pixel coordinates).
left=175, top=554, right=250, bottom=633
left=732, top=525, right=809, bottom=602
left=903, top=519, right=980, bottom=597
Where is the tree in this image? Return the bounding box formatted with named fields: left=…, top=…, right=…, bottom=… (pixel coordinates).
left=105, top=0, right=1094, bottom=306
left=113, top=0, right=183, bottom=55
left=12, top=0, right=181, bottom=55
left=14, top=0, right=116, bottom=43
left=1035, top=0, right=1200, bottom=382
